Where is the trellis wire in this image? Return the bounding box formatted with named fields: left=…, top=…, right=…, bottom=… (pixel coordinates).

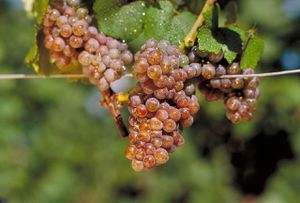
left=0, top=69, right=299, bottom=80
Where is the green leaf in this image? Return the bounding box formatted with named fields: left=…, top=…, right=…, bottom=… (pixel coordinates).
left=127, top=32, right=147, bottom=53
left=144, top=1, right=196, bottom=46
left=198, top=27, right=222, bottom=53
left=144, top=1, right=174, bottom=42
left=25, top=0, right=49, bottom=72
left=93, top=0, right=125, bottom=15
left=169, top=11, right=196, bottom=45
left=197, top=27, right=244, bottom=63
left=95, top=1, right=147, bottom=42
left=203, top=3, right=220, bottom=29
left=25, top=27, right=39, bottom=71
left=33, top=0, right=49, bottom=24
left=240, top=34, right=264, bottom=69
left=95, top=0, right=196, bottom=50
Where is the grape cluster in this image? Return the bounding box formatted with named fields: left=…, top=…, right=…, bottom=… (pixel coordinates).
left=224, top=68, right=260, bottom=124
left=42, top=0, right=92, bottom=68
left=39, top=2, right=263, bottom=173
left=126, top=92, right=200, bottom=171
left=197, top=61, right=260, bottom=124
left=188, top=46, right=260, bottom=123
left=81, top=34, right=133, bottom=92
left=42, top=0, right=133, bottom=91
left=133, top=39, right=202, bottom=97
left=124, top=39, right=201, bottom=171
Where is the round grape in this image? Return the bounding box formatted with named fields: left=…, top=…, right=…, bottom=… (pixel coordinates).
left=154, top=148, right=169, bottom=165
left=131, top=159, right=144, bottom=172
left=52, top=37, right=66, bottom=52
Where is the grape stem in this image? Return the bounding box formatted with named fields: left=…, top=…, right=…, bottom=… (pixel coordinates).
left=183, top=0, right=217, bottom=47
left=100, top=89, right=129, bottom=138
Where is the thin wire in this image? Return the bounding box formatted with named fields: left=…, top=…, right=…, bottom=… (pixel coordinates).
left=0, top=74, right=87, bottom=80
left=219, top=69, right=300, bottom=79
left=0, top=69, right=299, bottom=80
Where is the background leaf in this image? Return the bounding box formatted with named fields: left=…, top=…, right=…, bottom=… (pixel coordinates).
left=225, top=1, right=239, bottom=25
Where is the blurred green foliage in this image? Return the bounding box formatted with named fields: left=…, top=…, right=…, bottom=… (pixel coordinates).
left=0, top=0, right=299, bottom=203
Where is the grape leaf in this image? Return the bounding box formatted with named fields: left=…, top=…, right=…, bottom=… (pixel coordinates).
left=94, top=0, right=196, bottom=50
left=33, top=0, right=49, bottom=24
left=95, top=1, right=147, bottom=42
left=25, top=0, right=49, bottom=68
left=197, top=4, right=244, bottom=64
left=25, top=0, right=49, bottom=72
left=203, top=3, right=219, bottom=29
left=198, top=27, right=222, bottom=54
left=144, top=2, right=196, bottom=45
left=143, top=1, right=196, bottom=46
left=93, top=0, right=125, bottom=15
left=169, top=11, right=196, bottom=45
left=127, top=32, right=147, bottom=53
left=25, top=27, right=40, bottom=72
left=197, top=27, right=244, bottom=64
left=144, top=1, right=174, bottom=42
left=240, top=34, right=264, bottom=69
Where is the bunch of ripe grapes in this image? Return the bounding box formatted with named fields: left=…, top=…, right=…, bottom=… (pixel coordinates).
left=189, top=46, right=260, bottom=124
left=41, top=1, right=260, bottom=172
left=125, top=39, right=201, bottom=171
left=42, top=0, right=133, bottom=92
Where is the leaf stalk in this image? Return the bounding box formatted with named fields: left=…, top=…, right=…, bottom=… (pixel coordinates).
left=183, top=0, right=217, bottom=48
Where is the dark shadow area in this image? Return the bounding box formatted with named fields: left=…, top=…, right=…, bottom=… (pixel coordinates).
left=116, top=184, right=144, bottom=199
left=170, top=189, right=191, bottom=203
left=191, top=108, right=295, bottom=196
left=231, top=129, right=295, bottom=195
left=0, top=197, right=8, bottom=203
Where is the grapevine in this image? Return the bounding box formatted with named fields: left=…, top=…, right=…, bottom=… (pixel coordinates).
left=22, top=0, right=267, bottom=172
